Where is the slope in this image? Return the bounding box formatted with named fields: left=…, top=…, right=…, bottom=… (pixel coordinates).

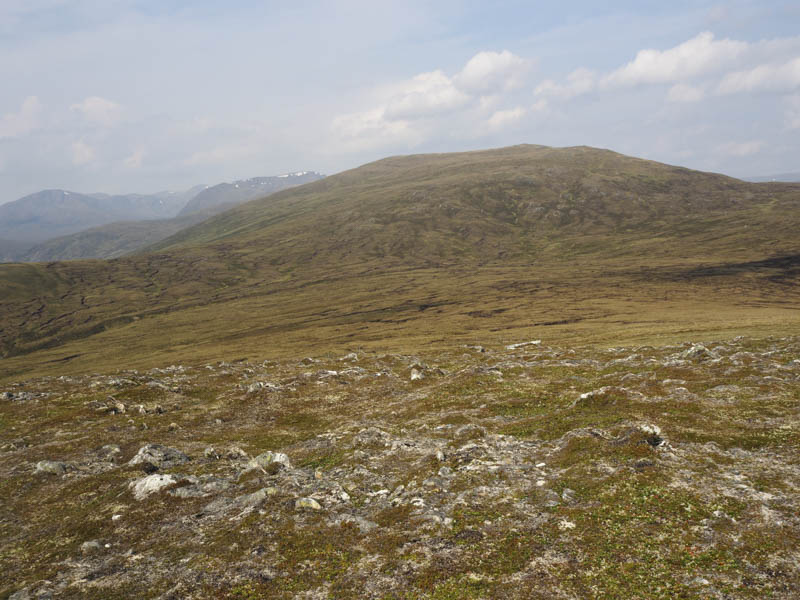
left=1, top=144, right=799, bottom=380
left=0, top=188, right=195, bottom=243
left=10, top=212, right=214, bottom=262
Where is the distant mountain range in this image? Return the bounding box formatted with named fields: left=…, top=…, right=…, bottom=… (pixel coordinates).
left=745, top=172, right=800, bottom=183
left=0, top=172, right=324, bottom=262
left=0, top=187, right=203, bottom=243
left=178, top=172, right=324, bottom=216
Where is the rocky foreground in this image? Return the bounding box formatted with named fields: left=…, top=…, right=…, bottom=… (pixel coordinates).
left=1, top=337, right=799, bottom=599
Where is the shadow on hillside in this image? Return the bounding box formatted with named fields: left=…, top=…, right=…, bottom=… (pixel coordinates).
left=658, top=254, right=800, bottom=284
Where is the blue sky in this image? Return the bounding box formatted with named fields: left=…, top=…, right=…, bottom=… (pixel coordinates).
left=1, top=1, right=799, bottom=202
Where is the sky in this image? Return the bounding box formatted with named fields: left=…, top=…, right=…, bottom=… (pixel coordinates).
left=1, top=0, right=799, bottom=203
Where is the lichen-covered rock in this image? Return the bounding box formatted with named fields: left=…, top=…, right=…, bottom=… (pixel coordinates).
left=295, top=497, right=323, bottom=510
left=129, top=473, right=176, bottom=500
left=34, top=460, right=68, bottom=476
left=249, top=450, right=291, bottom=470
left=128, top=444, right=189, bottom=471
left=80, top=540, right=103, bottom=554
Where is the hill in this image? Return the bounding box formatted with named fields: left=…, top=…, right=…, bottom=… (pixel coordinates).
left=0, top=187, right=202, bottom=243
left=0, top=238, right=34, bottom=261
left=1, top=144, right=799, bottom=380
left=9, top=212, right=214, bottom=262
left=177, top=171, right=325, bottom=216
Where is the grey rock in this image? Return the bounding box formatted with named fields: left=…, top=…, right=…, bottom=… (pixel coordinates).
left=129, top=473, right=176, bottom=500
left=98, top=444, right=122, bottom=462
left=250, top=450, right=291, bottom=470
left=34, top=460, right=68, bottom=476
left=9, top=589, right=31, bottom=600
left=204, top=487, right=272, bottom=515
left=81, top=540, right=103, bottom=554
left=169, top=476, right=232, bottom=498
left=128, top=444, right=189, bottom=470
left=505, top=340, right=541, bottom=350
left=332, top=514, right=377, bottom=533
left=225, top=446, right=250, bottom=461
left=353, top=427, right=390, bottom=448
left=454, top=424, right=486, bottom=440
left=295, top=497, right=322, bottom=510
left=681, top=344, right=718, bottom=361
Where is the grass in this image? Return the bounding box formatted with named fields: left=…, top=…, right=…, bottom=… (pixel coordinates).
left=0, top=145, right=799, bottom=382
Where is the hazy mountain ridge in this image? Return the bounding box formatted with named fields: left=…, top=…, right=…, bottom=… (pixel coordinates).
left=0, top=187, right=201, bottom=244
left=177, top=171, right=325, bottom=216
left=11, top=212, right=215, bottom=262
left=0, top=173, right=324, bottom=262
left=745, top=172, right=800, bottom=183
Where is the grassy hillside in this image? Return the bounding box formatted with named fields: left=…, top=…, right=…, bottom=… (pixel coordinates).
left=1, top=144, right=799, bottom=381
left=9, top=213, right=211, bottom=262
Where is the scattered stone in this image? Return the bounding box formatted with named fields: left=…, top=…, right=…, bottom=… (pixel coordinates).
left=80, top=540, right=103, bottom=554
left=129, top=473, right=176, bottom=501
left=128, top=444, right=189, bottom=471
left=34, top=460, right=68, bottom=476
left=505, top=340, right=542, bottom=350
left=295, top=497, right=322, bottom=511
left=98, top=444, right=122, bottom=462
left=247, top=450, right=291, bottom=472
left=332, top=514, right=377, bottom=533
left=225, top=446, right=250, bottom=461
left=558, top=519, right=576, bottom=531
left=681, top=344, right=718, bottom=362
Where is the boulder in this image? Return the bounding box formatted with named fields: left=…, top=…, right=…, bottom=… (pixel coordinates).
left=295, top=497, right=322, bottom=510
left=34, top=460, right=68, bottom=476
left=129, top=473, right=176, bottom=500
left=128, top=444, right=189, bottom=471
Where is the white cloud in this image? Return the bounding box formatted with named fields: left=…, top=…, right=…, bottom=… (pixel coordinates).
left=0, top=96, right=42, bottom=138
left=123, top=148, right=145, bottom=169
left=487, top=107, right=525, bottom=130
left=603, top=32, right=747, bottom=87
left=455, top=50, right=530, bottom=93
left=71, top=139, right=96, bottom=165
left=716, top=140, right=764, bottom=157
left=330, top=108, right=417, bottom=150
left=717, top=56, right=800, bottom=94
left=530, top=99, right=548, bottom=112
left=535, top=68, right=596, bottom=99
left=329, top=50, right=530, bottom=149
left=384, top=70, right=469, bottom=120
left=667, top=83, right=705, bottom=103
left=70, top=96, right=122, bottom=127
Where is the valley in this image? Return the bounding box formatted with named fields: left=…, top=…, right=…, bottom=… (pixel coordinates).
left=1, top=144, right=799, bottom=599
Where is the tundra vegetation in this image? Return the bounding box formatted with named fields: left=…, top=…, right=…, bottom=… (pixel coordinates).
left=1, top=145, right=799, bottom=598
